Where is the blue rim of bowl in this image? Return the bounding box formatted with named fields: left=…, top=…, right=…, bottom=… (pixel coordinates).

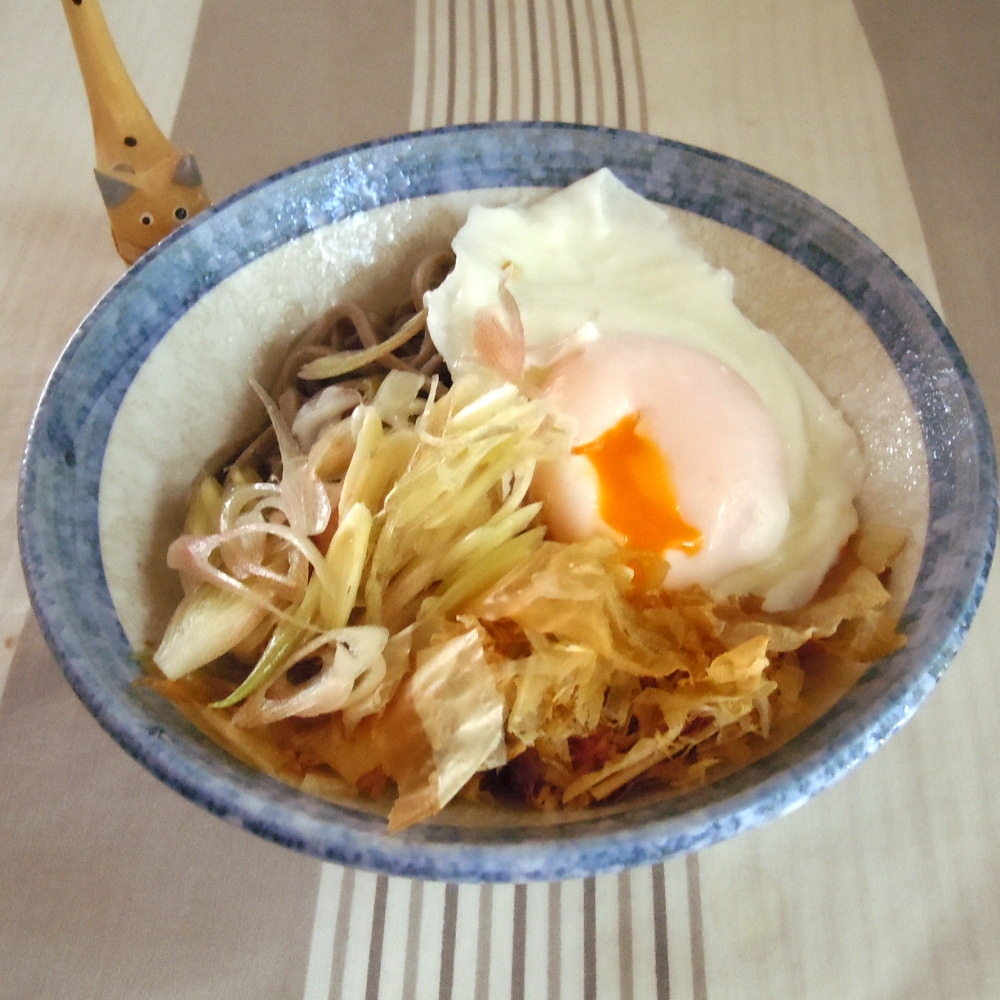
left=18, top=122, right=998, bottom=881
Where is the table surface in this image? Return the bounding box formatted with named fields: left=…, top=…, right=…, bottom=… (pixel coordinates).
left=3, top=2, right=999, bottom=997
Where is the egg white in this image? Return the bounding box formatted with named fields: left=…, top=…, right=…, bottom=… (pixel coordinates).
left=425, top=169, right=864, bottom=610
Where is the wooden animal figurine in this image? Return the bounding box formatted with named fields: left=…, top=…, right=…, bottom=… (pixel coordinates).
left=62, top=0, right=211, bottom=264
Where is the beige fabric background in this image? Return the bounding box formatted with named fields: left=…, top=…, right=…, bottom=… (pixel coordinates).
left=1, top=1, right=998, bottom=997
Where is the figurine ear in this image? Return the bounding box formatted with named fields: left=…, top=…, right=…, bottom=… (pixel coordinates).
left=171, top=152, right=204, bottom=188
left=94, top=168, right=135, bottom=208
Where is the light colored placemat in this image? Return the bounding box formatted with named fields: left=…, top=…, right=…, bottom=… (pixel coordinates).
left=3, top=1, right=999, bottom=997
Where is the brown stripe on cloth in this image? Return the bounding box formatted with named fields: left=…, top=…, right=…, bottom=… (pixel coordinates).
left=617, top=871, right=635, bottom=1000
left=685, top=853, right=708, bottom=1000
left=475, top=883, right=495, bottom=996
left=399, top=878, right=425, bottom=1000
left=583, top=877, right=597, bottom=999
left=563, top=0, right=585, bottom=122
left=581, top=0, right=606, bottom=124
left=439, top=882, right=460, bottom=1000
left=853, top=0, right=1000, bottom=441
left=503, top=883, right=524, bottom=999
left=651, top=862, right=671, bottom=998
left=547, top=881, right=562, bottom=1000
left=365, top=875, right=391, bottom=1000
left=171, top=0, right=416, bottom=201
left=328, top=867, right=358, bottom=1000
left=0, top=617, right=319, bottom=998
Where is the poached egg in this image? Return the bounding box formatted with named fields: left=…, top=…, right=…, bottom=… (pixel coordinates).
left=425, top=169, right=863, bottom=611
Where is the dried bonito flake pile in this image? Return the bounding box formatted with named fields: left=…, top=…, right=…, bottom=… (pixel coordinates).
left=150, top=363, right=905, bottom=830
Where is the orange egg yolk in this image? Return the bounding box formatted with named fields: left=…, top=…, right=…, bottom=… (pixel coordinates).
left=572, top=412, right=703, bottom=555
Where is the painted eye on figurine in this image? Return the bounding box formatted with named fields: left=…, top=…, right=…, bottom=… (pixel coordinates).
left=174, top=207, right=188, bottom=221
left=140, top=213, right=154, bottom=226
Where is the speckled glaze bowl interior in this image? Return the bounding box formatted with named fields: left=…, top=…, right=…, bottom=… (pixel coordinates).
left=18, top=123, right=996, bottom=881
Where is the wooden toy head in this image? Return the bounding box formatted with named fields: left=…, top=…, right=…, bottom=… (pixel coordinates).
left=96, top=151, right=212, bottom=264
left=63, top=0, right=211, bottom=264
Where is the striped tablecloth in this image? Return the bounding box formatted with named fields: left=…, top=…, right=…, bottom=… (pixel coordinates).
left=2, top=2, right=999, bottom=997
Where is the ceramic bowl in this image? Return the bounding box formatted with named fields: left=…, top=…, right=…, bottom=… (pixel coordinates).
left=18, top=123, right=996, bottom=881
